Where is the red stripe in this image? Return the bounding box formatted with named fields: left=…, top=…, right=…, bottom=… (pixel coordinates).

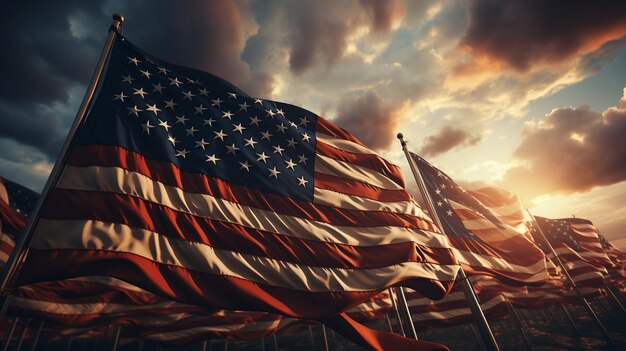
left=313, top=172, right=413, bottom=202
left=19, top=249, right=449, bottom=318
left=42, top=189, right=457, bottom=269
left=448, top=235, right=544, bottom=267
left=67, top=145, right=424, bottom=227
left=317, top=140, right=405, bottom=188
left=316, top=117, right=367, bottom=147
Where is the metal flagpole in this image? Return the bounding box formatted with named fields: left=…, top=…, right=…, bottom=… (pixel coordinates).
left=504, top=298, right=533, bottom=351
left=0, top=13, right=125, bottom=318
left=397, top=133, right=500, bottom=351
left=558, top=304, right=580, bottom=336
left=111, top=326, right=121, bottom=351
left=272, top=334, right=278, bottom=351
left=395, top=287, right=419, bottom=339
left=320, top=324, right=329, bottom=351
left=604, top=283, right=626, bottom=314
left=385, top=313, right=394, bottom=333
left=527, top=210, right=614, bottom=345
left=64, top=336, right=73, bottom=351
left=1, top=317, right=19, bottom=351
left=387, top=288, right=406, bottom=336
left=14, top=318, right=30, bottom=351
left=28, top=320, right=44, bottom=351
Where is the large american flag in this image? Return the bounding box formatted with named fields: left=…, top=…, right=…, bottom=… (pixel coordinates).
left=13, top=35, right=459, bottom=350
left=532, top=217, right=607, bottom=288
left=408, top=153, right=549, bottom=285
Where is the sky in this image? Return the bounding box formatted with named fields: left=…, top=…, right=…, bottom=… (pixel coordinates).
left=1, top=0, right=626, bottom=249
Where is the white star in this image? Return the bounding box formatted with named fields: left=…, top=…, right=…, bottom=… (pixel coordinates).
left=203, top=117, right=216, bottom=126
left=272, top=145, right=285, bottom=155
left=239, top=161, right=251, bottom=172
left=285, top=159, right=296, bottom=170
left=213, top=130, right=227, bottom=141
left=175, top=115, right=189, bottom=124
left=233, top=123, right=246, bottom=134
left=128, top=57, right=141, bottom=65
left=268, top=167, right=281, bottom=178
left=301, top=132, right=311, bottom=142
left=298, top=154, right=308, bottom=164
left=194, top=104, right=208, bottom=115
left=113, top=92, right=128, bottom=102
left=299, top=116, right=310, bottom=127
left=276, top=109, right=285, bottom=116
left=254, top=98, right=263, bottom=105
left=157, top=67, right=169, bottom=75
left=260, top=131, right=273, bottom=141
left=256, top=152, right=269, bottom=163
left=226, top=143, right=240, bottom=155
left=249, top=116, right=261, bottom=126
left=139, top=69, right=152, bottom=79
left=276, top=123, right=288, bottom=133
left=239, top=102, right=250, bottom=111
left=186, top=126, right=198, bottom=136
left=175, top=149, right=189, bottom=158
left=441, top=184, right=447, bottom=189
left=435, top=189, right=441, bottom=195
left=121, top=75, right=135, bottom=84
left=446, top=210, right=453, bottom=216
left=152, top=83, right=164, bottom=94
left=211, top=98, right=223, bottom=107
left=146, top=104, right=161, bottom=115
left=195, top=138, right=209, bottom=150
left=289, top=121, right=298, bottom=129
left=158, top=119, right=171, bottom=132
left=222, top=111, right=234, bottom=119
left=133, top=87, right=147, bottom=99
left=244, top=137, right=258, bottom=148
left=287, top=138, right=298, bottom=148
left=164, top=99, right=178, bottom=110
left=297, top=176, right=308, bottom=187
left=182, top=90, right=196, bottom=100
left=141, top=121, right=154, bottom=134
left=169, top=77, right=182, bottom=87
left=167, top=135, right=178, bottom=146
left=127, top=105, right=142, bottom=117
left=206, top=154, right=220, bottom=164
left=437, top=201, right=443, bottom=207
left=198, top=87, right=209, bottom=96
left=265, top=109, right=276, bottom=118
left=227, top=92, right=238, bottom=99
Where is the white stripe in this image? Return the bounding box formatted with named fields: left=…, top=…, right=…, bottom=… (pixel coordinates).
left=317, top=133, right=383, bottom=156
left=56, top=166, right=451, bottom=248
left=144, top=320, right=281, bottom=341
left=315, top=155, right=402, bottom=190
left=11, top=296, right=187, bottom=315
left=452, top=248, right=549, bottom=281
left=411, top=295, right=505, bottom=321
left=31, top=219, right=459, bottom=292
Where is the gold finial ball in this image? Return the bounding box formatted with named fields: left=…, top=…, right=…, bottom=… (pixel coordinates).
left=113, top=13, right=125, bottom=23
left=397, top=133, right=404, bottom=140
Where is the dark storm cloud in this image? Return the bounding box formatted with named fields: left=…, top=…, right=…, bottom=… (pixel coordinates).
left=460, top=0, right=626, bottom=72
left=334, top=91, right=406, bottom=151
left=419, top=126, right=482, bottom=157
left=502, top=92, right=626, bottom=198
left=284, top=0, right=405, bottom=74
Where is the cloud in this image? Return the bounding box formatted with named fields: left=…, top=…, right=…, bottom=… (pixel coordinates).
left=419, top=125, right=482, bottom=157
left=502, top=86, right=626, bottom=198
left=460, top=0, right=626, bottom=72
left=334, top=91, right=407, bottom=151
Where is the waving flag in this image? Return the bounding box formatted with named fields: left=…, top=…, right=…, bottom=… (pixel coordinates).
left=0, top=176, right=38, bottom=265
left=8, top=34, right=459, bottom=350
left=559, top=217, right=614, bottom=269
left=409, top=153, right=549, bottom=285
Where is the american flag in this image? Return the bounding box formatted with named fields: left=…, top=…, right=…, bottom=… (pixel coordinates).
left=559, top=217, right=614, bottom=269
left=409, top=153, right=549, bottom=284
left=13, top=35, right=459, bottom=350
left=0, top=176, right=38, bottom=264
left=532, top=217, right=607, bottom=288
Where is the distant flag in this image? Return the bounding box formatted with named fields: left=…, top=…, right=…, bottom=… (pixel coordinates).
left=6, top=30, right=459, bottom=351
left=559, top=217, right=614, bottom=269
left=409, top=153, right=549, bottom=285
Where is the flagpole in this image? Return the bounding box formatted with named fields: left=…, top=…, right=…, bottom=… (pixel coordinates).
left=387, top=288, right=406, bottom=336
left=397, top=133, right=500, bottom=351
left=504, top=298, right=533, bottom=351
left=527, top=210, right=614, bottom=345
left=558, top=304, right=581, bottom=336
left=395, top=287, right=419, bottom=339
left=604, top=283, right=626, bottom=314
left=29, top=320, right=44, bottom=351
left=0, top=13, right=125, bottom=315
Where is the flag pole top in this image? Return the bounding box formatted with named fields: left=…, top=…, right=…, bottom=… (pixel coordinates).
left=396, top=133, right=407, bottom=146
left=110, top=13, right=124, bottom=32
